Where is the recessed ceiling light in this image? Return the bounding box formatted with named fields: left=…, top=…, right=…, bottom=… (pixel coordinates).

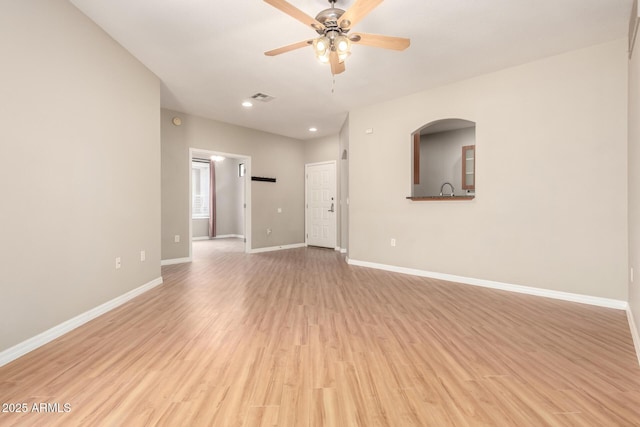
left=309, top=127, right=317, bottom=132
left=242, top=101, right=253, bottom=108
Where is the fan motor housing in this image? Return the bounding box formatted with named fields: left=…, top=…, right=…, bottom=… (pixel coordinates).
left=315, top=8, right=347, bottom=34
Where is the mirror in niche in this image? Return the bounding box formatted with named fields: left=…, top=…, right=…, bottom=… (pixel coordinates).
left=411, top=118, right=476, bottom=199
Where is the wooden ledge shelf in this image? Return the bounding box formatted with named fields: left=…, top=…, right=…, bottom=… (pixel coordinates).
left=406, top=196, right=475, bottom=201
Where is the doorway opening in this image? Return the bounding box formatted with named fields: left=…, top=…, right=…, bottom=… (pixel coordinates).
left=189, top=148, right=251, bottom=257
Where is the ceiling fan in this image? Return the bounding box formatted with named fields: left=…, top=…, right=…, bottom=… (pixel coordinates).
left=263, top=0, right=410, bottom=75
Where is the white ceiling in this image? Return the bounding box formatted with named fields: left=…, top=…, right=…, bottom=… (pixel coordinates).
left=69, top=0, right=632, bottom=140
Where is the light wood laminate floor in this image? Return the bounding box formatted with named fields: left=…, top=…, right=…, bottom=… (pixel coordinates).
left=1, top=239, right=640, bottom=426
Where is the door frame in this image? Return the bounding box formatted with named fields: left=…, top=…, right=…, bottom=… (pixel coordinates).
left=188, top=148, right=252, bottom=256
left=305, top=160, right=337, bottom=249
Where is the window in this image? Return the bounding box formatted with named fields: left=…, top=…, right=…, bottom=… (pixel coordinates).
left=192, top=160, right=210, bottom=218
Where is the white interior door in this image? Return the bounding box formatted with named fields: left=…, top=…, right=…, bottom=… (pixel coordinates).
left=306, top=161, right=337, bottom=249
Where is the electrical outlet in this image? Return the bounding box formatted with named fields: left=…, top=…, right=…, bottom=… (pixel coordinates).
left=174, top=235, right=180, bottom=243
left=390, top=238, right=396, bottom=247
left=277, top=208, right=282, bottom=213
left=140, top=250, right=146, bottom=262
left=267, top=228, right=272, bottom=235
left=115, top=257, right=121, bottom=269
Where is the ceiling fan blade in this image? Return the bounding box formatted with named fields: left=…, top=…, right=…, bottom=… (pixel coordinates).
left=338, top=0, right=383, bottom=29
left=330, top=51, right=345, bottom=75
left=265, top=39, right=313, bottom=56
left=350, top=33, right=410, bottom=50
left=264, top=0, right=324, bottom=31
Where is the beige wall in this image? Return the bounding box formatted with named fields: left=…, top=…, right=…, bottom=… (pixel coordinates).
left=192, top=218, right=209, bottom=238
left=628, top=2, right=640, bottom=343
left=349, top=39, right=628, bottom=300
left=161, top=111, right=190, bottom=259
left=162, top=109, right=305, bottom=256
left=304, top=135, right=339, bottom=164
left=0, top=0, right=161, bottom=352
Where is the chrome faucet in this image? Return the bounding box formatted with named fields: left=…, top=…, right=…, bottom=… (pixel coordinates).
left=440, top=182, right=454, bottom=196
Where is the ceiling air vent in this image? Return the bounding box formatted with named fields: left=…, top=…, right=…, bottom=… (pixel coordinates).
left=250, top=93, right=275, bottom=103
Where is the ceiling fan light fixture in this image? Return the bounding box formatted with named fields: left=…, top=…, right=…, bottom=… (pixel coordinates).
left=336, top=35, right=350, bottom=53
left=313, top=36, right=331, bottom=63
left=313, top=37, right=330, bottom=55
left=263, top=0, right=410, bottom=76
left=335, top=35, right=351, bottom=61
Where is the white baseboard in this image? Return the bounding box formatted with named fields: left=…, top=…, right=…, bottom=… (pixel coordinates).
left=347, top=258, right=628, bottom=310
left=0, top=276, right=163, bottom=368
left=627, top=307, right=640, bottom=366
left=192, top=235, right=244, bottom=241
left=250, top=243, right=306, bottom=254
left=161, top=257, right=191, bottom=266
